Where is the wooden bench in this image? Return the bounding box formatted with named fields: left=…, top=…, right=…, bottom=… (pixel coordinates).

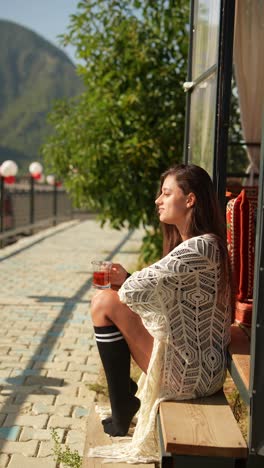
left=158, top=325, right=250, bottom=468
left=158, top=390, right=247, bottom=467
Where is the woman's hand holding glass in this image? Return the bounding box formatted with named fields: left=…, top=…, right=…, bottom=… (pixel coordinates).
left=110, top=263, right=129, bottom=290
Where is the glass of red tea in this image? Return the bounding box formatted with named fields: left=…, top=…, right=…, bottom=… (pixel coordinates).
left=91, top=260, right=112, bottom=289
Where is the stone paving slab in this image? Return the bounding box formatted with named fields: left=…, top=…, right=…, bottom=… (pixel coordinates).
left=0, top=219, right=144, bottom=466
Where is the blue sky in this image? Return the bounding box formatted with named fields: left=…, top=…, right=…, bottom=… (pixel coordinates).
left=0, top=0, right=80, bottom=63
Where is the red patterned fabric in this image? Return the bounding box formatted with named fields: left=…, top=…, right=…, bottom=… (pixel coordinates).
left=226, top=185, right=258, bottom=200
left=226, top=188, right=258, bottom=301
left=226, top=192, right=242, bottom=296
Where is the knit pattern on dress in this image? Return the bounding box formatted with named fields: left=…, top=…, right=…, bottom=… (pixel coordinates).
left=88, top=234, right=232, bottom=463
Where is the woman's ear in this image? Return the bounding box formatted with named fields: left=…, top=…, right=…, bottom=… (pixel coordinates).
left=186, top=192, right=196, bottom=208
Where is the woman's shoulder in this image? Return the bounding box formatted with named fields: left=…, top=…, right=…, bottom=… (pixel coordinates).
left=185, top=233, right=219, bottom=245
left=171, top=234, right=220, bottom=259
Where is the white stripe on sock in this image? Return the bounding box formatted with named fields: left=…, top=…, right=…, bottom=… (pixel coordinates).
left=96, top=336, right=124, bottom=343
left=95, top=331, right=122, bottom=338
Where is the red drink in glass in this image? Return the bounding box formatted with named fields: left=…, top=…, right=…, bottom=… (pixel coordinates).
left=91, top=260, right=112, bottom=289
left=93, top=271, right=109, bottom=287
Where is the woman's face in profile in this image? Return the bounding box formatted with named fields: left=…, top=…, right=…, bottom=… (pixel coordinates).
left=155, top=175, right=190, bottom=226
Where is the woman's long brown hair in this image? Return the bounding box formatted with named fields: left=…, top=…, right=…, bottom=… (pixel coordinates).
left=158, top=164, right=226, bottom=253
left=158, top=164, right=234, bottom=315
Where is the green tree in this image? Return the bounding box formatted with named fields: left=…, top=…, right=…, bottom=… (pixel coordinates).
left=227, top=76, right=248, bottom=175
left=42, top=0, right=190, bottom=261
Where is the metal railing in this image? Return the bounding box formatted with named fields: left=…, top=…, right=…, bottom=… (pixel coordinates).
left=0, top=178, right=74, bottom=246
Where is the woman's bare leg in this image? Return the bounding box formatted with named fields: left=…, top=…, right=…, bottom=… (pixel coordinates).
left=91, top=289, right=153, bottom=373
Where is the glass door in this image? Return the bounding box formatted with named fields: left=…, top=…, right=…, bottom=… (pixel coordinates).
left=184, top=0, right=235, bottom=207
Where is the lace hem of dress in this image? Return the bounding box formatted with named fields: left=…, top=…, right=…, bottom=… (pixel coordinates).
left=87, top=403, right=160, bottom=464
left=88, top=444, right=160, bottom=464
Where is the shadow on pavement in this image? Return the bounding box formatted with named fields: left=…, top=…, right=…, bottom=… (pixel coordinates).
left=0, top=228, right=134, bottom=450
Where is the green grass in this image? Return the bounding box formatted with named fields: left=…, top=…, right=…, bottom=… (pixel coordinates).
left=51, top=429, right=82, bottom=468
left=224, top=373, right=248, bottom=439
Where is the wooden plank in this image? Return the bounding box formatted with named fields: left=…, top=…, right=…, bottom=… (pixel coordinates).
left=228, top=325, right=251, bottom=390
left=82, top=404, right=155, bottom=468
left=159, top=390, right=248, bottom=459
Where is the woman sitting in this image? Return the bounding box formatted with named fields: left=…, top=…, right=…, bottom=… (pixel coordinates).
left=90, top=164, right=232, bottom=463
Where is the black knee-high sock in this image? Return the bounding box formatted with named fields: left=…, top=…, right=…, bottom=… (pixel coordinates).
left=94, top=325, right=140, bottom=436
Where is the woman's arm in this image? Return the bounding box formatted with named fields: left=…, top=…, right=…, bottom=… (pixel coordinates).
left=118, top=264, right=161, bottom=314
left=118, top=238, right=216, bottom=317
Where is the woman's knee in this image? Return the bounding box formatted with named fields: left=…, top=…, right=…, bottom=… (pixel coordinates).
left=91, top=289, right=119, bottom=322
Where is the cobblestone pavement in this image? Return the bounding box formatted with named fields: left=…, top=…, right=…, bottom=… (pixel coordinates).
left=0, top=219, right=144, bottom=467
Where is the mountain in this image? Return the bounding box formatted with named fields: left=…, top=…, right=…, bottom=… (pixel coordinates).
left=0, top=19, right=83, bottom=172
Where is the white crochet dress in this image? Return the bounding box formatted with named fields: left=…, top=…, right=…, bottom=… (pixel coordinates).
left=88, top=234, right=232, bottom=463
